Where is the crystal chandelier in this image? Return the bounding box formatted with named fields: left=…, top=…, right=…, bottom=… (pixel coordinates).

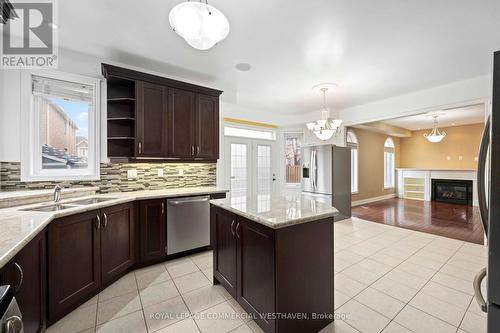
left=169, top=0, right=230, bottom=51
left=424, top=115, right=447, bottom=143
left=306, top=87, right=343, bottom=141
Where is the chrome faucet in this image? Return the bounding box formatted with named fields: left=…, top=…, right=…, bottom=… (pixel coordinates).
left=53, top=185, right=62, bottom=202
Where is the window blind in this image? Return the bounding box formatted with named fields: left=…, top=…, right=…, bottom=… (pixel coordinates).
left=32, top=75, right=94, bottom=103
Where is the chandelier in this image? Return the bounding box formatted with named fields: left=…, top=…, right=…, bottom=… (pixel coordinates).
left=169, top=0, right=230, bottom=51
left=306, top=87, right=343, bottom=141
left=424, top=114, right=447, bottom=143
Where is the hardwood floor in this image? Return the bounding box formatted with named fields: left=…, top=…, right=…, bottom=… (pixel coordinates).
left=352, top=198, right=485, bottom=244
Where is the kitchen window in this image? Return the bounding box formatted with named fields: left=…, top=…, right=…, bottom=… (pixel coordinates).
left=346, top=129, right=358, bottom=193
left=21, top=70, right=101, bottom=181
left=284, top=132, right=303, bottom=184
left=384, top=137, right=395, bottom=188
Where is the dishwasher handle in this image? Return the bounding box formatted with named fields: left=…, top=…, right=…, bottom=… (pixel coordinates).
left=168, top=196, right=210, bottom=206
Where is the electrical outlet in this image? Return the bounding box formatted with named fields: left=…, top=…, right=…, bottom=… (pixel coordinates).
left=447, top=156, right=451, bottom=161
left=474, top=156, right=478, bottom=161
left=458, top=155, right=463, bottom=161
left=157, top=169, right=164, bottom=177
left=127, top=169, right=138, bottom=179
left=178, top=169, right=184, bottom=176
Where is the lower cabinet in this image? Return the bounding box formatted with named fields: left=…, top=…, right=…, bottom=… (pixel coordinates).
left=100, top=203, right=135, bottom=285
left=47, top=202, right=135, bottom=323
left=211, top=206, right=276, bottom=332
left=0, top=231, right=46, bottom=333
left=139, top=199, right=167, bottom=263
left=211, top=205, right=335, bottom=333
left=237, top=217, right=276, bottom=331
left=211, top=205, right=237, bottom=296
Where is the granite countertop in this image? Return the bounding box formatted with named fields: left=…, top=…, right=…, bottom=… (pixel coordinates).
left=210, top=194, right=338, bottom=229
left=0, top=187, right=228, bottom=269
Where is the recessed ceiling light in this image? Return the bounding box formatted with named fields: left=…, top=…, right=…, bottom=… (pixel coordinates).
left=235, top=63, right=251, bottom=71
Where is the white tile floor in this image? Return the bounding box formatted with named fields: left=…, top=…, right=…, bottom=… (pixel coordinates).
left=47, top=217, right=488, bottom=333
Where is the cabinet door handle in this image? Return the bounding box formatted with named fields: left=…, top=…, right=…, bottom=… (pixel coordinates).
left=95, top=215, right=101, bottom=230
left=230, top=219, right=235, bottom=236
left=138, top=142, right=142, bottom=154
left=161, top=202, right=165, bottom=215
left=236, top=222, right=240, bottom=238
left=191, top=145, right=195, bottom=156
left=197, top=146, right=200, bottom=156
left=103, top=213, right=108, bottom=228
left=14, top=262, right=23, bottom=293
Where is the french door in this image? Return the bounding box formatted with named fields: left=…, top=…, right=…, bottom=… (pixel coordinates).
left=225, top=138, right=276, bottom=203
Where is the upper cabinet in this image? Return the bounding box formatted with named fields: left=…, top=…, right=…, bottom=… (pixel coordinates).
left=169, top=88, right=196, bottom=158
left=196, top=94, right=219, bottom=160
left=136, top=82, right=168, bottom=157
left=102, top=64, right=222, bottom=162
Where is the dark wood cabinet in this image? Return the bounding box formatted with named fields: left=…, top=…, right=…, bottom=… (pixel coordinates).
left=102, top=64, right=222, bottom=162
left=136, top=82, right=168, bottom=157
left=237, top=217, right=275, bottom=332
left=211, top=205, right=335, bottom=333
left=169, top=89, right=196, bottom=158
left=211, top=206, right=237, bottom=297
left=100, top=203, right=135, bottom=285
left=0, top=232, right=46, bottom=333
left=48, top=211, right=101, bottom=322
left=48, top=203, right=135, bottom=323
left=196, top=94, right=219, bottom=160
left=139, top=199, right=167, bottom=263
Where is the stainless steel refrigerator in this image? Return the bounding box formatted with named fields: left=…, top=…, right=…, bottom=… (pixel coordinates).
left=474, top=50, right=500, bottom=332
left=301, top=144, right=351, bottom=221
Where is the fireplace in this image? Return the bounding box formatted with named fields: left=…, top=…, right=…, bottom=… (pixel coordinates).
left=431, top=179, right=473, bottom=205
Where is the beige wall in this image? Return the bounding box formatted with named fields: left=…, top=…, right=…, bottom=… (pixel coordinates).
left=400, top=123, right=484, bottom=170
left=350, top=127, right=400, bottom=202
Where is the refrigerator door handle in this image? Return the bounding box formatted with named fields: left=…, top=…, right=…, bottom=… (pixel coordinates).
left=312, top=150, right=318, bottom=191
left=477, top=116, right=490, bottom=235
left=310, top=150, right=316, bottom=191
left=473, top=267, right=488, bottom=313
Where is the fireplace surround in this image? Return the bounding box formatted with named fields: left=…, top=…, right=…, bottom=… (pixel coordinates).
left=431, top=178, right=473, bottom=205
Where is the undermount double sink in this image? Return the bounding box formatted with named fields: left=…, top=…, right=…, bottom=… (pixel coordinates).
left=21, top=197, right=118, bottom=212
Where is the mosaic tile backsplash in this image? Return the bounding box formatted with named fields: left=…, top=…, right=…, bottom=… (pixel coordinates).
left=0, top=162, right=217, bottom=193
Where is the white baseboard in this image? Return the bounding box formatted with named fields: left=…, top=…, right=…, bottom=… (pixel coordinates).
left=352, top=193, right=397, bottom=207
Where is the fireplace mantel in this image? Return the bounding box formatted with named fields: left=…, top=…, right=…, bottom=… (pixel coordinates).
left=396, top=168, right=478, bottom=206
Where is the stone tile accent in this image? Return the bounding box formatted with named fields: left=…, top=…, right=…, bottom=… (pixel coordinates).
left=0, top=162, right=216, bottom=193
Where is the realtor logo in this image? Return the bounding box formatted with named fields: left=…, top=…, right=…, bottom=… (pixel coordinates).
left=1, top=0, right=58, bottom=68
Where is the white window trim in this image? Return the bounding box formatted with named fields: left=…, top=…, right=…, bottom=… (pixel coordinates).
left=223, top=123, right=277, bottom=141
left=383, top=138, right=395, bottom=189
left=283, top=130, right=304, bottom=188
left=20, top=70, right=101, bottom=182
left=346, top=129, right=359, bottom=193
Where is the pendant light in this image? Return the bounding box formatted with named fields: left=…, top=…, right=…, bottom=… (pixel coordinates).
left=169, top=0, right=230, bottom=50
left=424, top=115, right=447, bottom=143
left=306, top=87, right=342, bottom=141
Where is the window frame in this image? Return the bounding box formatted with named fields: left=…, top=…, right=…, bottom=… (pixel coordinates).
left=20, top=70, right=101, bottom=181
left=223, top=125, right=276, bottom=141
left=346, top=129, right=359, bottom=193
left=383, top=137, right=395, bottom=189
left=283, top=131, right=304, bottom=186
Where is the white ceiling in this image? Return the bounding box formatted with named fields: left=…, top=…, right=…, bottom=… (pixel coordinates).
left=57, top=0, right=500, bottom=115
left=382, top=104, right=486, bottom=130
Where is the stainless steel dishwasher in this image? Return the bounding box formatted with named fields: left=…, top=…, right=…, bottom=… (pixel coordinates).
left=166, top=196, right=210, bottom=255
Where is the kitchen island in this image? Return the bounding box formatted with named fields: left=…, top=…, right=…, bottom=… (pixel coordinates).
left=210, top=194, right=338, bottom=333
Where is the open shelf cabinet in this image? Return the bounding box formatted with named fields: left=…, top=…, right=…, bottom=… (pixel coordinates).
left=106, top=76, right=136, bottom=160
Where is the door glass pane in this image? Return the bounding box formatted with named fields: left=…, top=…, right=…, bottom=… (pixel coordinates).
left=230, top=143, right=248, bottom=209
left=257, top=145, right=272, bottom=212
